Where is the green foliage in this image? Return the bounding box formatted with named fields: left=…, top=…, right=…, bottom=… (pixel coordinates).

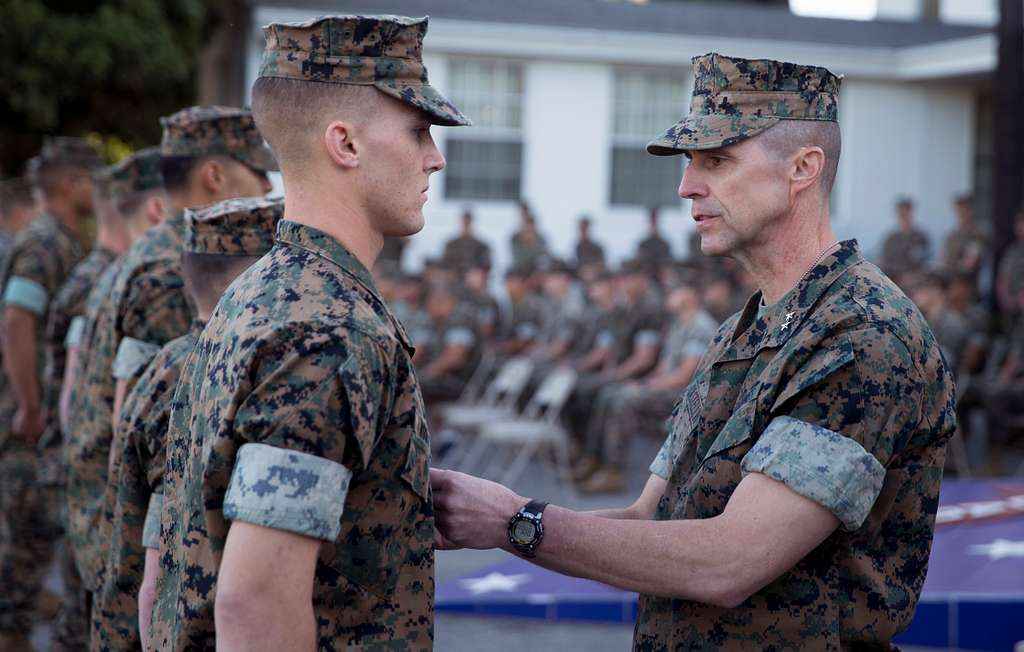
left=0, top=0, right=214, bottom=175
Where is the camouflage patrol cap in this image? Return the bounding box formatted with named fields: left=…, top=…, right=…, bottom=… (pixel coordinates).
left=37, top=136, right=104, bottom=169
left=185, top=197, right=284, bottom=256
left=160, top=106, right=278, bottom=173
left=92, top=165, right=116, bottom=200
left=258, top=15, right=471, bottom=127
left=109, top=147, right=164, bottom=199
left=648, top=52, right=841, bottom=155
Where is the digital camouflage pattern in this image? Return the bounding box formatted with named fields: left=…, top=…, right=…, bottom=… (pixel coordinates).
left=0, top=212, right=84, bottom=635
left=160, top=106, right=278, bottom=173
left=42, top=246, right=119, bottom=448
left=108, top=146, right=164, bottom=200
left=647, top=52, right=841, bottom=155
left=152, top=221, right=433, bottom=652
left=64, top=260, right=123, bottom=592
left=185, top=196, right=283, bottom=255
left=35, top=136, right=104, bottom=169
left=638, top=241, right=956, bottom=651
left=93, top=325, right=200, bottom=652
left=66, top=210, right=192, bottom=593
left=258, top=15, right=471, bottom=127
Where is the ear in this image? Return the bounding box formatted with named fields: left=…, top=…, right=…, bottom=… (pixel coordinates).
left=323, top=120, right=360, bottom=169
left=197, top=158, right=225, bottom=194
left=145, top=194, right=166, bottom=226
left=791, top=146, right=825, bottom=195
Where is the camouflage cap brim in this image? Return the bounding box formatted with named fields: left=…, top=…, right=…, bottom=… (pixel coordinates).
left=232, top=144, right=280, bottom=173
left=647, top=113, right=780, bottom=156
left=374, top=80, right=471, bottom=127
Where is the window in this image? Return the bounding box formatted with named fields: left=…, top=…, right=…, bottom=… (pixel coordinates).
left=610, top=69, right=687, bottom=207
left=444, top=59, right=524, bottom=201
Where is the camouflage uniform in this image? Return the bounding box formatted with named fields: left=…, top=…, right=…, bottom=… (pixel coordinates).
left=635, top=234, right=673, bottom=269
left=575, top=238, right=605, bottom=268
left=998, top=240, right=1024, bottom=315
left=442, top=234, right=491, bottom=271
left=639, top=54, right=956, bottom=650
left=0, top=138, right=98, bottom=638
left=510, top=231, right=551, bottom=273
left=596, top=308, right=718, bottom=470
left=880, top=227, right=931, bottom=281
left=941, top=223, right=987, bottom=274
left=151, top=15, right=468, bottom=651
left=93, top=198, right=283, bottom=651
left=66, top=120, right=271, bottom=614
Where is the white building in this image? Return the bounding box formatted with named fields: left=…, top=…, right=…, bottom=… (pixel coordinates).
left=243, top=0, right=996, bottom=273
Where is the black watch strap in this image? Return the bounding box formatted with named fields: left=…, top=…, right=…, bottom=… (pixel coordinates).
left=509, top=499, right=549, bottom=557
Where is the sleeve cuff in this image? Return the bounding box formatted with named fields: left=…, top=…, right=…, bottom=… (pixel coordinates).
left=635, top=330, right=661, bottom=348
left=3, top=276, right=48, bottom=315
left=142, top=492, right=164, bottom=549
left=594, top=331, right=614, bottom=349
left=112, top=337, right=162, bottom=380
left=740, top=415, right=886, bottom=531
left=649, top=432, right=675, bottom=480
left=445, top=327, right=476, bottom=347
left=223, top=443, right=352, bottom=542
left=682, top=340, right=708, bottom=358
left=65, top=316, right=86, bottom=348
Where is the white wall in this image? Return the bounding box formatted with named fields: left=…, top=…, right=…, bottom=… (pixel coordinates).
left=833, top=78, right=975, bottom=260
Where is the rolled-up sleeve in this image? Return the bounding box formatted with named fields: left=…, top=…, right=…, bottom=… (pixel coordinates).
left=142, top=492, right=164, bottom=549
left=741, top=416, right=885, bottom=530
left=223, top=443, right=353, bottom=541
left=747, top=327, right=925, bottom=531
left=112, top=337, right=163, bottom=380
left=3, top=276, right=48, bottom=315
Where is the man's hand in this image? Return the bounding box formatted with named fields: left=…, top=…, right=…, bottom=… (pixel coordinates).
left=431, top=468, right=528, bottom=551
left=13, top=405, right=45, bottom=442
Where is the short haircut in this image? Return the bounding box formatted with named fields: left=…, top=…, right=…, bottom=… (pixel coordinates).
left=896, top=196, right=914, bottom=210
left=160, top=155, right=203, bottom=194
left=756, top=120, right=842, bottom=196
left=116, top=189, right=163, bottom=222
left=955, top=193, right=974, bottom=207
left=181, top=253, right=260, bottom=314
left=251, top=77, right=379, bottom=170
left=32, top=161, right=91, bottom=196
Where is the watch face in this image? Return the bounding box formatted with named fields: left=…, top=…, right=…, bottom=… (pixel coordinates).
left=513, top=520, right=537, bottom=542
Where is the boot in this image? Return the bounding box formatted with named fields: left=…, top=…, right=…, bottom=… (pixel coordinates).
left=578, top=467, right=625, bottom=494
left=571, top=455, right=600, bottom=483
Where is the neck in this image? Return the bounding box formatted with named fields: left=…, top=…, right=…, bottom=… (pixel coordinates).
left=44, top=198, right=81, bottom=234
left=281, top=179, right=382, bottom=271
left=734, top=204, right=836, bottom=305
left=677, top=304, right=698, bottom=323
left=94, top=223, right=131, bottom=255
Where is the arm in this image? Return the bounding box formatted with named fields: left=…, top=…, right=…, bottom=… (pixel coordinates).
left=138, top=547, right=160, bottom=651
left=2, top=306, right=44, bottom=439
left=644, top=356, right=701, bottom=392
left=215, top=522, right=319, bottom=652
left=432, top=469, right=838, bottom=608
left=421, top=343, right=470, bottom=379
left=586, top=473, right=665, bottom=520
left=609, top=342, right=659, bottom=381
left=576, top=345, right=611, bottom=373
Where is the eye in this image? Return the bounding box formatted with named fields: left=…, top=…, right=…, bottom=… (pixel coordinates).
left=706, top=156, right=725, bottom=169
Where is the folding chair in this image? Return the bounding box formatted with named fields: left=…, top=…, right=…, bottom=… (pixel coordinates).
left=440, top=357, right=535, bottom=433
left=462, top=366, right=577, bottom=491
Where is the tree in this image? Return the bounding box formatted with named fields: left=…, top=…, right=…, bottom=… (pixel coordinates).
left=0, top=0, right=222, bottom=175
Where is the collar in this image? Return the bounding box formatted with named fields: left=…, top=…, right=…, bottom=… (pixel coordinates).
left=275, top=220, right=414, bottom=352
left=189, top=319, right=207, bottom=335
left=721, top=239, right=862, bottom=362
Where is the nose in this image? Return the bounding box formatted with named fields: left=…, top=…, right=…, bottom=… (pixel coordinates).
left=426, top=145, right=446, bottom=174
left=678, top=162, right=706, bottom=201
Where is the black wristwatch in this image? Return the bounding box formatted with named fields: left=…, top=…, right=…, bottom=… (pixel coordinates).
left=508, top=499, right=548, bottom=558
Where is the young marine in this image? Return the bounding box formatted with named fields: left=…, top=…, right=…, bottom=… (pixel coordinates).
left=151, top=14, right=469, bottom=651
left=64, top=107, right=274, bottom=636
left=92, top=198, right=283, bottom=651
left=0, top=137, right=100, bottom=649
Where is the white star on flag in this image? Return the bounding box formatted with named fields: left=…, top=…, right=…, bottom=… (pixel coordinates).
left=459, top=572, right=532, bottom=595
left=967, top=539, right=1024, bottom=560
